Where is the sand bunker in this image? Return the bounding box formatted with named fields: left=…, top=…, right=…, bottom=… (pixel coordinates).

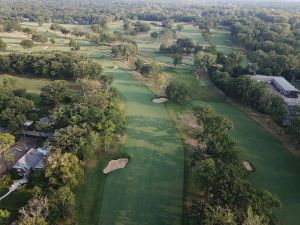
left=152, top=97, right=168, bottom=104
left=243, top=161, right=253, bottom=171
left=113, top=65, right=119, bottom=70
left=103, top=158, right=128, bottom=174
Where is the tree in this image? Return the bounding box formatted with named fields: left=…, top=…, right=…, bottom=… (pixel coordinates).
left=196, top=158, right=216, bottom=197
left=135, top=59, right=144, bottom=72
left=18, top=196, right=49, bottom=225
left=60, top=28, right=70, bottom=37
left=165, top=80, right=188, bottom=103
left=20, top=40, right=34, bottom=49
left=150, top=31, right=159, bottom=39
left=268, top=95, right=288, bottom=123
left=22, top=27, right=32, bottom=37
left=0, top=38, right=7, bottom=52
left=0, top=175, right=12, bottom=190
left=243, top=207, right=267, bottom=225
left=53, top=125, right=87, bottom=154
left=156, top=73, right=167, bottom=89
left=140, top=62, right=161, bottom=78
left=49, top=186, right=76, bottom=224
left=112, top=43, right=138, bottom=60
left=172, top=54, right=183, bottom=68
left=45, top=151, right=83, bottom=189
left=32, top=34, right=47, bottom=43
left=37, top=16, right=45, bottom=26
left=40, top=80, right=70, bottom=106
left=0, top=209, right=10, bottom=224
left=162, top=19, right=173, bottom=29
left=101, top=32, right=116, bottom=45
left=91, top=24, right=102, bottom=33
left=288, top=116, right=300, bottom=146
left=133, top=21, right=151, bottom=33
left=247, top=63, right=259, bottom=75
left=71, top=26, right=85, bottom=37
left=194, top=105, right=233, bottom=142
left=0, top=133, right=15, bottom=170
left=194, top=51, right=217, bottom=72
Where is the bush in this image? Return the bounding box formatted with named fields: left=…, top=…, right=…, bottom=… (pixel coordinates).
left=165, top=80, right=188, bottom=103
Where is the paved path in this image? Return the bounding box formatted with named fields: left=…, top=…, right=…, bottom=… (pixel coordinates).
left=0, top=178, right=28, bottom=201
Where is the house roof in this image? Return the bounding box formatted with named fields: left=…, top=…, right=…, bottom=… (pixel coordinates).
left=251, top=75, right=298, bottom=92
left=24, top=120, right=34, bottom=126
left=13, top=147, right=48, bottom=171
left=273, top=77, right=298, bottom=92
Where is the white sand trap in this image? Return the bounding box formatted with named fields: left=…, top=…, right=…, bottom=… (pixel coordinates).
left=113, top=65, right=119, bottom=70
left=243, top=161, right=253, bottom=171
left=44, top=46, right=49, bottom=49
left=103, top=158, right=128, bottom=174
left=152, top=97, right=168, bottom=103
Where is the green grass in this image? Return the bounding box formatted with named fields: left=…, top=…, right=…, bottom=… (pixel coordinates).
left=76, top=151, right=128, bottom=225
left=104, top=22, right=124, bottom=33
left=94, top=61, right=184, bottom=225
left=0, top=74, right=52, bottom=93
left=0, top=21, right=299, bottom=225
left=135, top=23, right=300, bottom=225
left=180, top=24, right=205, bottom=45
left=190, top=97, right=300, bottom=225
left=209, top=29, right=239, bottom=53
left=0, top=187, right=32, bottom=220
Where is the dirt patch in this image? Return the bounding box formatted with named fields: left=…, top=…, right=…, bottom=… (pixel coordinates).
left=242, top=161, right=253, bottom=171
left=152, top=97, right=168, bottom=103
left=180, top=113, right=200, bottom=129
left=103, top=158, right=128, bottom=174
left=44, top=46, right=49, bottom=49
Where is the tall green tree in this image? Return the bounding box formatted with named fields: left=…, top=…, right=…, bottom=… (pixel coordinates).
left=40, top=80, right=70, bottom=106
left=45, top=151, right=83, bottom=189
left=194, top=51, right=217, bottom=72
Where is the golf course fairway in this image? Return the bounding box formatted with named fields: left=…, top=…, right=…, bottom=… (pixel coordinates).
left=97, top=65, right=184, bottom=225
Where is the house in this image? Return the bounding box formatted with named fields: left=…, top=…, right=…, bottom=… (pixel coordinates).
left=250, top=75, right=300, bottom=106
left=272, top=77, right=298, bottom=98
left=13, top=147, right=49, bottom=177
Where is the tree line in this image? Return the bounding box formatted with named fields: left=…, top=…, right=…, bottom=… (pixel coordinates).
left=0, top=74, right=125, bottom=224
left=0, top=52, right=104, bottom=81
left=185, top=105, right=281, bottom=224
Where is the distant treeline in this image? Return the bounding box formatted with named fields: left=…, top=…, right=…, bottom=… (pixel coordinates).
left=0, top=52, right=103, bottom=80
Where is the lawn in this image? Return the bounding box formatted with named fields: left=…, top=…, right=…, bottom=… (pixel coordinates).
left=0, top=187, right=32, bottom=220
left=0, top=21, right=299, bottom=225
left=0, top=74, right=52, bottom=93
left=73, top=47, right=184, bottom=225
left=209, top=29, right=239, bottom=53
left=190, top=96, right=300, bottom=225
left=135, top=22, right=300, bottom=225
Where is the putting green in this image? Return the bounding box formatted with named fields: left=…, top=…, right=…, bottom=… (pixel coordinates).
left=97, top=64, right=184, bottom=225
